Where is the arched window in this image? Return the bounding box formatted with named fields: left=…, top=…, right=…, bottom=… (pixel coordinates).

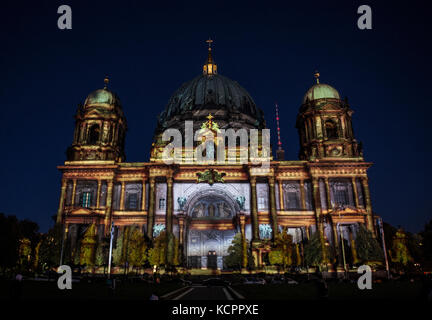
left=325, top=120, right=338, bottom=139
left=88, top=124, right=100, bottom=145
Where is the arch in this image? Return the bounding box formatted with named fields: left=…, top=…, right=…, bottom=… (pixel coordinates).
left=325, top=119, right=338, bottom=139
left=183, top=186, right=241, bottom=218
left=88, top=124, right=100, bottom=145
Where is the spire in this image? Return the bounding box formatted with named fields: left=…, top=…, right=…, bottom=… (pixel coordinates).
left=275, top=102, right=285, bottom=160
left=103, top=75, right=109, bottom=89
left=203, top=38, right=217, bottom=75
left=314, top=70, right=320, bottom=84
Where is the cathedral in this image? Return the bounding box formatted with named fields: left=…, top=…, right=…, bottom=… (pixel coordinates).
left=56, top=42, right=376, bottom=271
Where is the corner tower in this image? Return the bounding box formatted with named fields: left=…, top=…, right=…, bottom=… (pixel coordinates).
left=66, top=77, right=127, bottom=162
left=296, top=72, right=362, bottom=161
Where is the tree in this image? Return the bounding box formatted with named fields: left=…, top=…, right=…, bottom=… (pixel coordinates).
left=420, top=219, right=432, bottom=263
left=38, top=224, right=63, bottom=270
left=95, top=237, right=109, bottom=267
left=355, top=224, right=384, bottom=264
left=269, top=230, right=293, bottom=269
left=79, top=224, right=97, bottom=266
left=112, top=229, right=124, bottom=266
left=0, top=213, right=41, bottom=274
left=173, top=237, right=180, bottom=266
left=304, top=232, right=323, bottom=267
left=390, top=228, right=413, bottom=268
left=148, top=232, right=167, bottom=268
left=127, top=226, right=147, bottom=268
left=225, top=233, right=243, bottom=270
left=18, top=238, right=32, bottom=270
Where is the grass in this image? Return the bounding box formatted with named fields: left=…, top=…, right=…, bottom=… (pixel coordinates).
left=0, top=279, right=183, bottom=300
left=233, top=281, right=424, bottom=300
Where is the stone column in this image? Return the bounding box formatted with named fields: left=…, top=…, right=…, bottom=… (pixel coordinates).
left=361, top=177, right=374, bottom=233
left=278, top=179, right=284, bottom=210
left=96, top=180, right=102, bottom=208
left=268, top=176, right=278, bottom=239
left=348, top=225, right=358, bottom=265
left=239, top=212, right=247, bottom=268
left=166, top=176, right=173, bottom=235
left=312, top=178, right=328, bottom=263
left=141, top=179, right=146, bottom=211
left=351, top=177, right=359, bottom=208
left=250, top=176, right=259, bottom=241
left=331, top=220, right=341, bottom=267
left=324, top=178, right=332, bottom=211
left=56, top=178, right=68, bottom=224
left=119, top=181, right=126, bottom=210
left=147, top=177, right=156, bottom=239
left=300, top=180, right=306, bottom=210
left=178, top=214, right=185, bottom=245
left=104, top=180, right=114, bottom=234
left=71, top=179, right=77, bottom=207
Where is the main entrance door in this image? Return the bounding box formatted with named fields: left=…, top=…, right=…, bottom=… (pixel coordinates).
left=207, top=251, right=217, bottom=269
left=185, top=189, right=240, bottom=270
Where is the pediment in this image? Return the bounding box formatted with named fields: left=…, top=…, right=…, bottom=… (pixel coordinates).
left=71, top=207, right=92, bottom=215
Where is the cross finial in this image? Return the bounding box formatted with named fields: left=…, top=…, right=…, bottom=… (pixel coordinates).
left=206, top=38, right=213, bottom=49
left=314, top=70, right=320, bottom=84
left=206, top=113, right=214, bottom=121
left=104, top=75, right=109, bottom=89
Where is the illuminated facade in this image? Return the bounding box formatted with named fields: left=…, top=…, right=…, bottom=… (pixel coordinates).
left=56, top=44, right=376, bottom=271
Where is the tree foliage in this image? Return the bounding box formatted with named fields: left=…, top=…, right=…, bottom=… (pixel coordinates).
left=269, top=230, right=293, bottom=269
left=38, top=224, right=63, bottom=270
left=420, top=219, right=432, bottom=263
left=79, top=224, right=97, bottom=266
left=355, top=224, right=384, bottom=264
left=390, top=228, right=413, bottom=266
left=0, top=213, right=41, bottom=273
left=225, top=233, right=243, bottom=270
left=148, top=231, right=167, bottom=267
left=127, top=226, right=147, bottom=267
left=304, top=232, right=323, bottom=267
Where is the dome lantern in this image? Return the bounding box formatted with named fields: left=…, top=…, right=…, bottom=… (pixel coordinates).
left=203, top=38, right=217, bottom=75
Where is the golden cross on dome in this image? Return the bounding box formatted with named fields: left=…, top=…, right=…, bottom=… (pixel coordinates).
left=206, top=113, right=214, bottom=121
left=104, top=75, right=109, bottom=89
left=314, top=70, right=320, bottom=84
left=206, top=38, right=213, bottom=49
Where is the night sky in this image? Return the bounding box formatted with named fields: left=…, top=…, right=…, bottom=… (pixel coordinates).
left=0, top=1, right=431, bottom=233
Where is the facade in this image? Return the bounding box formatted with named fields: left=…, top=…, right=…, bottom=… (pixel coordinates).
left=56, top=44, right=376, bottom=271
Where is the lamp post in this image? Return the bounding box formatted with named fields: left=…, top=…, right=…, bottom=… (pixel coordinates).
left=107, top=222, right=115, bottom=279
left=377, top=217, right=390, bottom=279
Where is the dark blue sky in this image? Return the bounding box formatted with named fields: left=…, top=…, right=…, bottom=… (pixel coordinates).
left=0, top=0, right=431, bottom=232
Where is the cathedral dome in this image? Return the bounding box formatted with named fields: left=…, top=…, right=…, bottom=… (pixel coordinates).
left=303, top=83, right=340, bottom=104
left=156, top=41, right=265, bottom=131
left=84, top=77, right=121, bottom=107
left=84, top=88, right=121, bottom=106
left=158, top=74, right=264, bottom=126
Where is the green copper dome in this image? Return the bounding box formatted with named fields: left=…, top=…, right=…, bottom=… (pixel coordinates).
left=84, top=88, right=121, bottom=106
left=303, top=83, right=340, bottom=103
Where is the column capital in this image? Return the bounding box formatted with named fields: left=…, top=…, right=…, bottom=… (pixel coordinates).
left=268, top=176, right=275, bottom=185
left=167, top=176, right=174, bottom=187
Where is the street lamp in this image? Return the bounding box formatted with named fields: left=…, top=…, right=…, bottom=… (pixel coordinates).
left=107, top=222, right=115, bottom=279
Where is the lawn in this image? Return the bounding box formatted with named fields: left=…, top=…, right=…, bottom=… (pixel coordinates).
left=233, top=281, right=424, bottom=300
left=0, top=279, right=183, bottom=300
